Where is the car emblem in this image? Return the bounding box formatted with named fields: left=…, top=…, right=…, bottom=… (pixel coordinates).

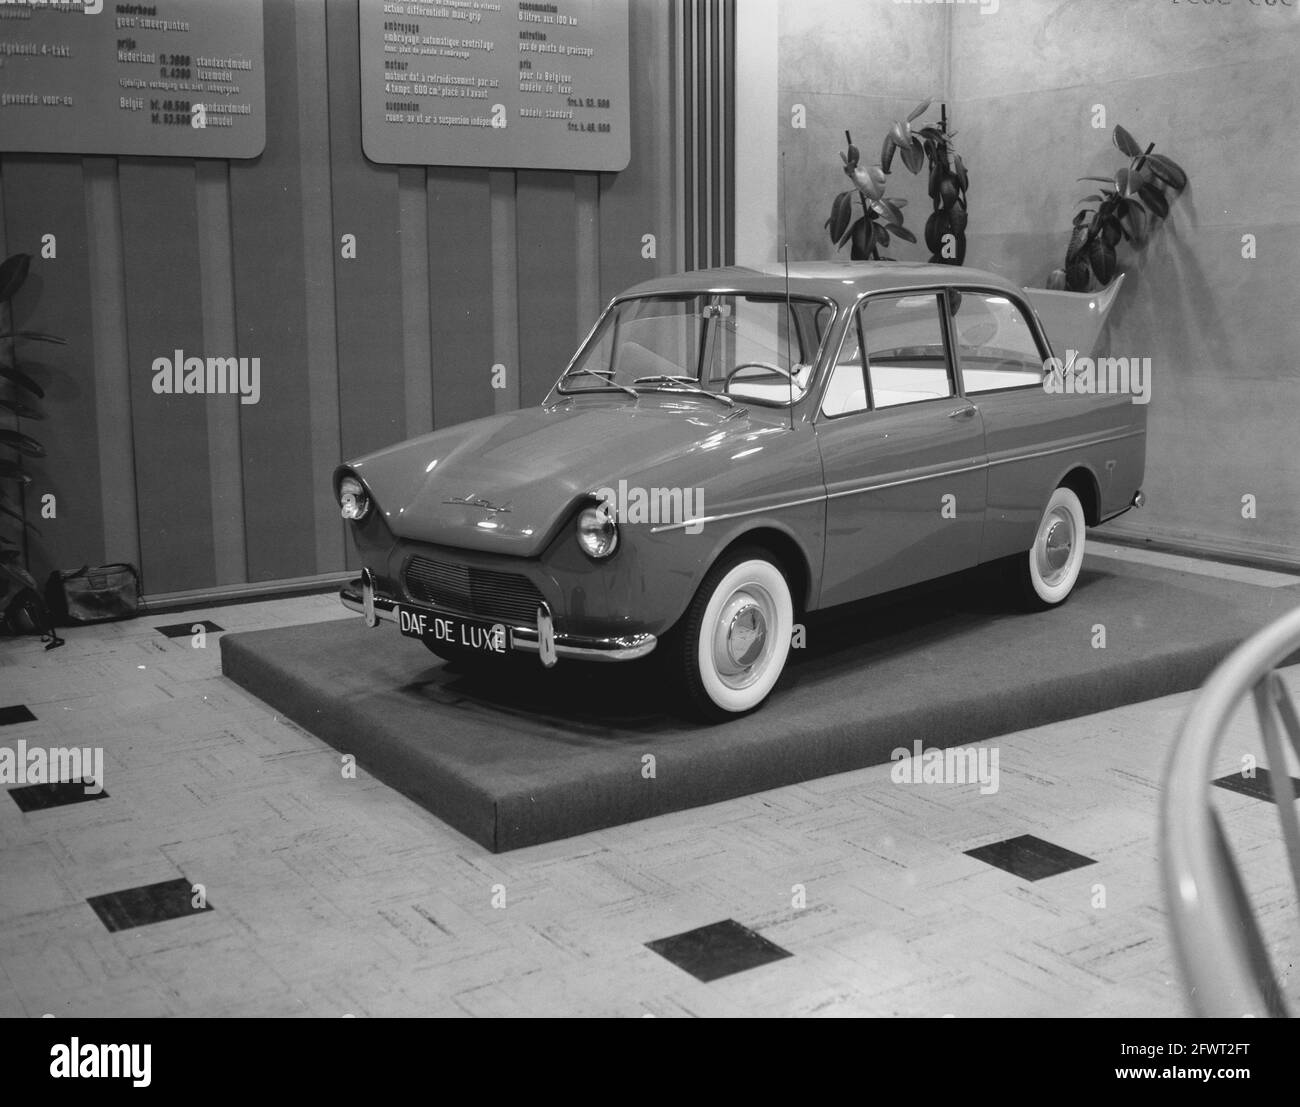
left=443, top=494, right=512, bottom=516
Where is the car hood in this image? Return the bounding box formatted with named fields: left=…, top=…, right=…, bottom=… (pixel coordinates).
left=346, top=398, right=774, bottom=555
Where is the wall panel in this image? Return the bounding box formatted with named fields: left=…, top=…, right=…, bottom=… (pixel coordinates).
left=516, top=171, right=579, bottom=405
left=326, top=0, right=406, bottom=466
left=118, top=158, right=215, bottom=594
left=427, top=168, right=496, bottom=431
left=229, top=0, right=319, bottom=584
left=0, top=0, right=686, bottom=601
left=600, top=0, right=680, bottom=302
left=1, top=157, right=105, bottom=581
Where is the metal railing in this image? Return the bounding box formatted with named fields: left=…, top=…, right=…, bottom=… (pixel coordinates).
left=1160, top=603, right=1300, bottom=1017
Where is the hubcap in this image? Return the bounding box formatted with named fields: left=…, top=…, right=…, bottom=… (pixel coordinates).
left=711, top=587, right=774, bottom=688
left=1037, top=508, right=1075, bottom=584
left=727, top=602, right=767, bottom=667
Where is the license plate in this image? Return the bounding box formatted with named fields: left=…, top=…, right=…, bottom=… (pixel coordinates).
left=397, top=605, right=512, bottom=655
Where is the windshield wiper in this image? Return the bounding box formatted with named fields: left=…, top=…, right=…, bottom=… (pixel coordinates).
left=564, top=367, right=639, bottom=398
left=632, top=374, right=735, bottom=407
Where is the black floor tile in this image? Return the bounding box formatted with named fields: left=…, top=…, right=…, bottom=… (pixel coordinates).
left=86, top=877, right=213, bottom=933
left=9, top=780, right=108, bottom=812
left=646, top=919, right=792, bottom=983
left=0, top=704, right=37, bottom=726
left=965, top=834, right=1097, bottom=881
left=155, top=619, right=223, bottom=638
left=1214, top=768, right=1300, bottom=804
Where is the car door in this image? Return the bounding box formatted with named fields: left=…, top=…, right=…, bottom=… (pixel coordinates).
left=947, top=286, right=1133, bottom=562
left=815, top=290, right=987, bottom=609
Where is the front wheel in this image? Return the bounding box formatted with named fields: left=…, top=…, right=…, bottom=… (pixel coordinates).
left=673, top=549, right=794, bottom=722
left=1011, top=485, right=1087, bottom=609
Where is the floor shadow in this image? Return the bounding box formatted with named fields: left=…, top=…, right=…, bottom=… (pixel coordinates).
left=386, top=558, right=1104, bottom=732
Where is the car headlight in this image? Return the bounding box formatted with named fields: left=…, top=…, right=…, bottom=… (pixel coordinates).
left=576, top=501, right=618, bottom=559
left=338, top=475, right=370, bottom=521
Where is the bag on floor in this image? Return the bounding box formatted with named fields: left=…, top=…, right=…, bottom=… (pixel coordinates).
left=45, top=563, right=141, bottom=625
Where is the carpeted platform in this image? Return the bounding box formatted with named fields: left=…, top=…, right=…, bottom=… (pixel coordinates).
left=219, top=554, right=1300, bottom=852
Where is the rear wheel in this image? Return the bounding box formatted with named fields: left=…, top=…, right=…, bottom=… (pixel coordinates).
left=673, top=548, right=794, bottom=722
left=1009, top=485, right=1087, bottom=609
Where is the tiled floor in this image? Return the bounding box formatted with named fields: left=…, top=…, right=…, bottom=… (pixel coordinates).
left=1, top=551, right=1298, bottom=1017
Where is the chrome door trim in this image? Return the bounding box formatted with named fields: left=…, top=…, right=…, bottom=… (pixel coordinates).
left=649, top=425, right=1144, bottom=532
left=824, top=459, right=987, bottom=502
left=985, top=427, right=1146, bottom=469
left=649, top=493, right=827, bottom=533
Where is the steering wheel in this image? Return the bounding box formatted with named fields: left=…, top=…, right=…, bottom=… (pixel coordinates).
left=724, top=361, right=795, bottom=387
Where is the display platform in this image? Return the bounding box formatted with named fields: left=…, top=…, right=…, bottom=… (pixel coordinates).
left=219, top=554, right=1300, bottom=852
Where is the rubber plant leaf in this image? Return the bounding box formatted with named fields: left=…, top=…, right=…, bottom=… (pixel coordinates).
left=0, top=331, right=67, bottom=345
left=0, top=364, right=44, bottom=399
left=1087, top=237, right=1117, bottom=285
left=828, top=190, right=855, bottom=244
left=0, top=397, right=44, bottom=420
left=0, top=458, right=33, bottom=484
left=1138, top=183, right=1170, bottom=220
left=1112, top=124, right=1141, bottom=158
left=837, top=215, right=861, bottom=251
left=1145, top=153, right=1188, bottom=191
left=0, top=253, right=31, bottom=302
left=900, top=137, right=925, bottom=174
left=0, top=429, right=45, bottom=457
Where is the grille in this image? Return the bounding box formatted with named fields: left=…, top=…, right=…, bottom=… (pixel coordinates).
left=404, top=556, right=545, bottom=626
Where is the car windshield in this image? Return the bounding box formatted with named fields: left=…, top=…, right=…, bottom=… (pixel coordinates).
left=559, top=292, right=834, bottom=406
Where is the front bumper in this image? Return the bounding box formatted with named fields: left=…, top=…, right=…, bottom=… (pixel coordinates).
left=339, top=571, right=658, bottom=665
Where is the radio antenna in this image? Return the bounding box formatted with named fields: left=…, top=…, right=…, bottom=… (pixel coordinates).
left=781, top=152, right=794, bottom=431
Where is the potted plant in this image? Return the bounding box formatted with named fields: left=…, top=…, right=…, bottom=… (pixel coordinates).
left=0, top=251, right=64, bottom=648
left=825, top=130, right=915, bottom=260
left=826, top=100, right=969, bottom=265
left=1025, top=125, right=1188, bottom=358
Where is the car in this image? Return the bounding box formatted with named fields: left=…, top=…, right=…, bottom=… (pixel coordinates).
left=334, top=261, right=1147, bottom=721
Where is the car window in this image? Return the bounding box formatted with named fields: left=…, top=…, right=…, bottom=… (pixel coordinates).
left=951, top=291, right=1045, bottom=393
left=861, top=292, right=953, bottom=408
left=561, top=293, right=827, bottom=407
left=821, top=311, right=867, bottom=417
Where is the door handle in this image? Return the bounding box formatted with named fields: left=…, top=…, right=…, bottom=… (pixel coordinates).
left=947, top=405, right=977, bottom=419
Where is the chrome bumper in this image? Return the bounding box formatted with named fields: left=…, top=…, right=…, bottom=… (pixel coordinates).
left=339, top=571, right=657, bottom=665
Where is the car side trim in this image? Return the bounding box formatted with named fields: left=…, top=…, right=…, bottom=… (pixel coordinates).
left=824, top=459, right=987, bottom=501
left=649, top=494, right=827, bottom=533
left=650, top=427, right=1145, bottom=533
left=985, top=427, right=1147, bottom=469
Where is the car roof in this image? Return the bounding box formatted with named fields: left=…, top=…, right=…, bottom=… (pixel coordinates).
left=619, top=261, right=1026, bottom=301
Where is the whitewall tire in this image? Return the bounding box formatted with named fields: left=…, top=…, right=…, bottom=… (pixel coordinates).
left=676, top=549, right=794, bottom=721
left=1020, top=486, right=1087, bottom=608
